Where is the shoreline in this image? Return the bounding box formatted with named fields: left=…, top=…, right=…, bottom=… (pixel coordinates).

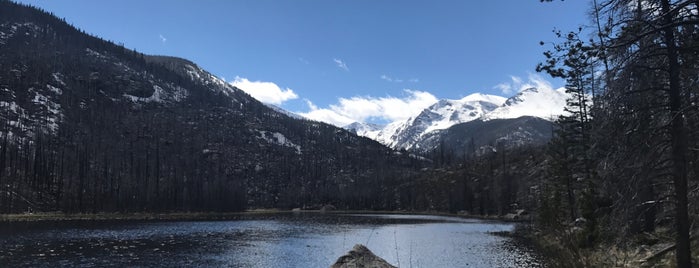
left=0, top=209, right=530, bottom=223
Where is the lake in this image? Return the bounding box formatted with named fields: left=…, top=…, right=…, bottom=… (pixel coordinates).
left=0, top=213, right=543, bottom=267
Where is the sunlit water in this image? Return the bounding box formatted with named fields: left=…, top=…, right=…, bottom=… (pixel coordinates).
left=0, top=213, right=543, bottom=267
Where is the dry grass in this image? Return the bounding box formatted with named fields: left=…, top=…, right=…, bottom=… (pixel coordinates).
left=528, top=228, right=697, bottom=268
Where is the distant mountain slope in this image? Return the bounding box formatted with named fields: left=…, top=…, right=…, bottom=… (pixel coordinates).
left=420, top=116, right=554, bottom=157
left=0, top=1, right=422, bottom=213
left=344, top=121, right=384, bottom=138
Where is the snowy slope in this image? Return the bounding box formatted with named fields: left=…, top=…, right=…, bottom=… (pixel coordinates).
left=344, top=122, right=384, bottom=139
left=484, top=87, right=569, bottom=121
left=373, top=120, right=404, bottom=145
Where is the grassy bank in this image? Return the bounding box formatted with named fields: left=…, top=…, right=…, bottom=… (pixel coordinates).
left=517, top=226, right=699, bottom=268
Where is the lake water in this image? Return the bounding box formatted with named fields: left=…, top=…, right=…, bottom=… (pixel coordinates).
left=0, top=213, right=543, bottom=267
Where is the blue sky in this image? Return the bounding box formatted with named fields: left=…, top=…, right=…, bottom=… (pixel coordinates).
left=16, top=0, right=591, bottom=126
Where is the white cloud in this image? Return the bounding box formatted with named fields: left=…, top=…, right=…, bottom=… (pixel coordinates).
left=297, top=89, right=438, bottom=127
left=304, top=99, right=318, bottom=110
left=333, top=58, right=349, bottom=71
left=380, top=74, right=402, bottom=83
left=494, top=73, right=554, bottom=96
left=494, top=82, right=512, bottom=95
left=381, top=75, right=418, bottom=83
left=230, top=76, right=299, bottom=105
left=158, top=34, right=167, bottom=43
left=523, top=73, right=554, bottom=91
left=299, top=100, right=356, bottom=126
left=511, top=76, right=522, bottom=86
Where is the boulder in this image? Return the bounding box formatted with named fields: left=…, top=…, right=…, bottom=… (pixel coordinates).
left=330, top=244, right=396, bottom=268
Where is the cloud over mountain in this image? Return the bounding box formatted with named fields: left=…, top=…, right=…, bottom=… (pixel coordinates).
left=230, top=76, right=298, bottom=105
left=297, top=89, right=438, bottom=127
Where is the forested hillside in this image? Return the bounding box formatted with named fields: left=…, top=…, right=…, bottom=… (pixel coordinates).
left=0, top=1, right=428, bottom=213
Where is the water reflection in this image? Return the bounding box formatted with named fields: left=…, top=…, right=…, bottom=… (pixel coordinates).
left=0, top=213, right=543, bottom=267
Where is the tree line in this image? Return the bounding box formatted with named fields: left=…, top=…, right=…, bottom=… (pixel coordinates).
left=534, top=0, right=698, bottom=266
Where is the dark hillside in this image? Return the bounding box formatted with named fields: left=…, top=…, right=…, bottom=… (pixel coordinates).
left=0, top=1, right=424, bottom=213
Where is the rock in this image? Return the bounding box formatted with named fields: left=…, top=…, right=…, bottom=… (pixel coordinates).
left=330, top=244, right=396, bottom=268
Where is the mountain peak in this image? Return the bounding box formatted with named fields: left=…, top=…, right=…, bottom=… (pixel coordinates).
left=460, top=93, right=507, bottom=105
left=521, top=87, right=539, bottom=93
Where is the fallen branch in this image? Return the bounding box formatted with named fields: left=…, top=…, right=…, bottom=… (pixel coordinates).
left=0, top=189, right=38, bottom=208
left=640, top=234, right=699, bottom=263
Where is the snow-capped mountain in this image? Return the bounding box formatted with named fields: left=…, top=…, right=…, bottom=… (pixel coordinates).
left=484, top=87, right=569, bottom=121
left=341, top=87, right=569, bottom=152
left=374, top=93, right=507, bottom=150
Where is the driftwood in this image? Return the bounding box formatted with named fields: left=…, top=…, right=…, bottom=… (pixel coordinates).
left=330, top=244, right=396, bottom=268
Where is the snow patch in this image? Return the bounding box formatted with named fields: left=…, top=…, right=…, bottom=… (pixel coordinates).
left=52, top=72, right=66, bottom=86
left=123, top=84, right=187, bottom=103
left=0, top=22, right=41, bottom=45
left=257, top=130, right=302, bottom=154
left=0, top=100, right=23, bottom=114
left=85, top=48, right=108, bottom=60
left=183, top=64, right=238, bottom=99
left=31, top=90, right=63, bottom=133
left=113, top=61, right=133, bottom=73
left=184, top=64, right=226, bottom=88
left=46, top=84, right=62, bottom=95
